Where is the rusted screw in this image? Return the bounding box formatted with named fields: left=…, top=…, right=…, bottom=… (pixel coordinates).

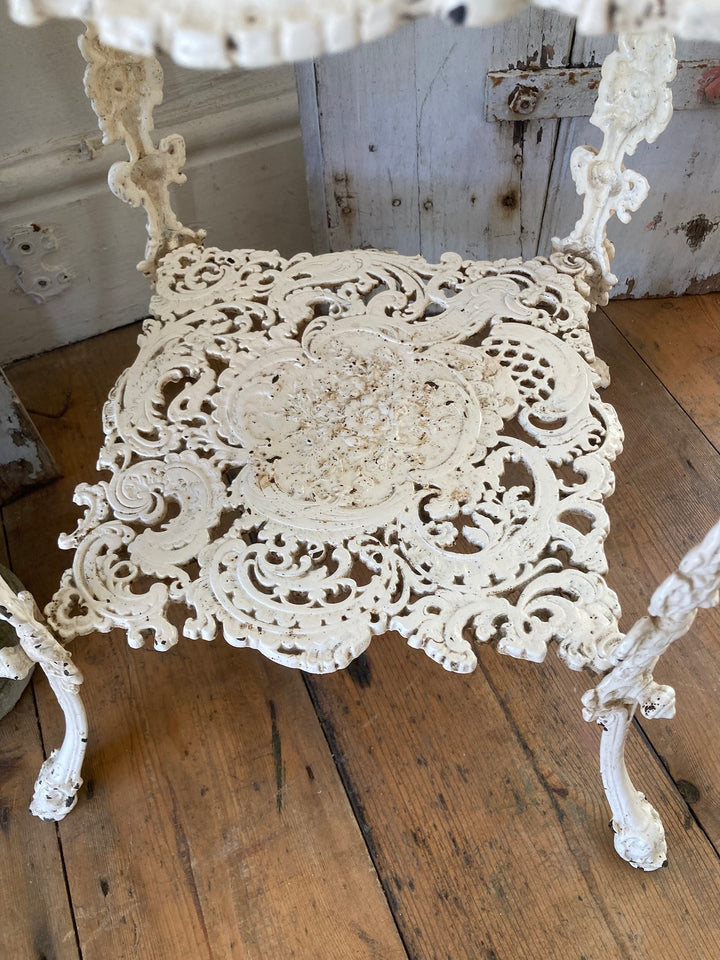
left=508, top=84, right=540, bottom=116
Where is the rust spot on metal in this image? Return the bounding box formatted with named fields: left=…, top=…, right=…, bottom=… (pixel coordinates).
left=645, top=212, right=663, bottom=231
left=568, top=72, right=577, bottom=86
left=508, top=84, right=541, bottom=115
left=540, top=44, right=554, bottom=69
left=625, top=277, right=635, bottom=296
left=491, top=75, right=503, bottom=87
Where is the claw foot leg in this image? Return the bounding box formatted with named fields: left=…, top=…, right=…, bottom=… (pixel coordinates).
left=0, top=575, right=87, bottom=820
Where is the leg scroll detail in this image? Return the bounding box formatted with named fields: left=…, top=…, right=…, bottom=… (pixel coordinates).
left=0, top=575, right=87, bottom=820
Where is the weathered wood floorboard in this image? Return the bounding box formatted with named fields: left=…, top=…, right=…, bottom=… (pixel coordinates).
left=302, top=306, right=720, bottom=958
left=603, top=294, right=719, bottom=450
left=595, top=303, right=720, bottom=848
left=3, top=325, right=408, bottom=960
left=0, top=295, right=717, bottom=959
left=0, top=688, right=81, bottom=960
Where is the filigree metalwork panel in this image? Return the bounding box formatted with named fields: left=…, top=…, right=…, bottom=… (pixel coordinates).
left=48, top=246, right=623, bottom=677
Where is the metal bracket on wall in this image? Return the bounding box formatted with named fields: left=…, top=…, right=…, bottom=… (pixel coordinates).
left=1, top=224, right=72, bottom=304
left=485, top=59, right=720, bottom=121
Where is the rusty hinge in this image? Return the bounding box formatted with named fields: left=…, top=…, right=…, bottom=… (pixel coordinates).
left=485, top=61, right=720, bottom=122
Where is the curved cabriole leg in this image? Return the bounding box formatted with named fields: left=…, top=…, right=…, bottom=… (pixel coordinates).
left=0, top=576, right=87, bottom=819
left=597, top=706, right=667, bottom=870
left=583, top=520, right=720, bottom=869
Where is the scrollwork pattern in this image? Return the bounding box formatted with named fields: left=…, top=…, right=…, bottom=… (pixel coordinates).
left=48, top=244, right=623, bottom=677
left=553, top=31, right=677, bottom=305
left=79, top=24, right=205, bottom=280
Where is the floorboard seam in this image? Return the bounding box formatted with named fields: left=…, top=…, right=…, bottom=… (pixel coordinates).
left=302, top=672, right=416, bottom=960
left=30, top=680, right=85, bottom=959
left=631, top=714, right=720, bottom=861
left=600, top=306, right=720, bottom=456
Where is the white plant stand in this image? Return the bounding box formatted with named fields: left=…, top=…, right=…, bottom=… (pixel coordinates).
left=3, top=0, right=719, bottom=870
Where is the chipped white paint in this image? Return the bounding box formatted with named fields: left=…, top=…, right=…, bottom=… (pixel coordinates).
left=80, top=24, right=206, bottom=281
left=582, top=520, right=720, bottom=870
left=0, top=370, right=59, bottom=504
left=0, top=573, right=87, bottom=819
left=554, top=31, right=677, bottom=305
left=48, top=244, right=622, bottom=676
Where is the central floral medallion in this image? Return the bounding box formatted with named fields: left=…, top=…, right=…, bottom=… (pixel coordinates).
left=226, top=320, right=499, bottom=527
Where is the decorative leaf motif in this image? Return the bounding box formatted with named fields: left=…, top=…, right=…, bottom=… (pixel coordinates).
left=48, top=245, right=623, bottom=676
left=554, top=31, right=677, bottom=305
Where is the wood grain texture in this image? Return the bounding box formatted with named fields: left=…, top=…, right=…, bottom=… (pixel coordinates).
left=603, top=294, right=719, bottom=450
left=0, top=687, right=80, bottom=960
left=303, top=11, right=573, bottom=262
left=306, top=638, right=719, bottom=960
left=593, top=306, right=720, bottom=849
left=0, top=296, right=717, bottom=958
left=3, top=325, right=408, bottom=960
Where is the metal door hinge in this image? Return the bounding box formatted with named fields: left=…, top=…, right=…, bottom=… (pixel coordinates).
left=486, top=60, right=720, bottom=122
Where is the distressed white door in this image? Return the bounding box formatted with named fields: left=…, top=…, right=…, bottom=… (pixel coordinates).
left=297, top=12, right=720, bottom=297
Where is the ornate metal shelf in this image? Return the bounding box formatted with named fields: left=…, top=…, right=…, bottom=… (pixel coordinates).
left=1, top=0, right=718, bottom=873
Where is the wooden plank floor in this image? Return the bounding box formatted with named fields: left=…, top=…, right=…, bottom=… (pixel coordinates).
left=0, top=294, right=717, bottom=960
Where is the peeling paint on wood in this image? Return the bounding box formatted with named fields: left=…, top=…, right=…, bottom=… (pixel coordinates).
left=0, top=370, right=59, bottom=504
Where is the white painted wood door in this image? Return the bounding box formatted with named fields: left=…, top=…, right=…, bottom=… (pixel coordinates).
left=297, top=12, right=720, bottom=297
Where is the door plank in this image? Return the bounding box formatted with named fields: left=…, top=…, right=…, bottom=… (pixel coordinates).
left=301, top=11, right=574, bottom=263
left=602, top=294, right=719, bottom=450
left=414, top=9, right=572, bottom=263
left=302, top=23, right=422, bottom=256
left=592, top=307, right=720, bottom=849
left=4, top=326, right=409, bottom=960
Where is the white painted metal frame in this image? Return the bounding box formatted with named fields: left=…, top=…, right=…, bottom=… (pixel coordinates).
left=3, top=1, right=718, bottom=872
